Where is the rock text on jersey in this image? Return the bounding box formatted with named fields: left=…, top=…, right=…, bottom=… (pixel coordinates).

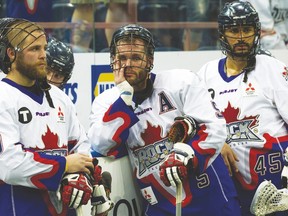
left=222, top=102, right=262, bottom=144
left=134, top=138, right=173, bottom=177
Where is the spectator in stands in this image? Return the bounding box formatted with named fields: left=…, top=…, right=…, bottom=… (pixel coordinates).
left=240, top=0, right=288, bottom=49
left=183, top=0, right=207, bottom=51
left=6, top=0, right=52, bottom=22
left=6, top=0, right=53, bottom=37
left=70, top=0, right=129, bottom=52
left=183, top=0, right=234, bottom=51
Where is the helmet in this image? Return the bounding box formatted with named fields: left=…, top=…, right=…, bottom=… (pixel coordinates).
left=0, top=18, right=45, bottom=74
left=110, top=24, right=155, bottom=56
left=46, top=37, right=75, bottom=88
left=110, top=24, right=155, bottom=72
left=218, top=1, right=261, bottom=59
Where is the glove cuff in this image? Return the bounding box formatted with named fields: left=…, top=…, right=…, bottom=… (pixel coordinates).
left=173, top=143, right=195, bottom=165
left=91, top=185, right=114, bottom=215
left=117, top=80, right=134, bottom=106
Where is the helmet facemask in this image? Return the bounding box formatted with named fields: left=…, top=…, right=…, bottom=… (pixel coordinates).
left=111, top=35, right=154, bottom=74
left=218, top=1, right=261, bottom=61
left=219, top=24, right=260, bottom=61
left=0, top=18, right=46, bottom=74
left=110, top=24, right=155, bottom=74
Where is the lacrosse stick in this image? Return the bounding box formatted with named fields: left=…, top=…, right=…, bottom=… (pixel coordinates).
left=250, top=180, right=288, bottom=216
left=176, top=182, right=182, bottom=216
left=76, top=206, right=83, bottom=216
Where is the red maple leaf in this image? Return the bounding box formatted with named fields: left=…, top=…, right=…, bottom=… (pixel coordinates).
left=222, top=102, right=258, bottom=127
left=141, top=121, right=164, bottom=145
left=33, top=126, right=67, bottom=151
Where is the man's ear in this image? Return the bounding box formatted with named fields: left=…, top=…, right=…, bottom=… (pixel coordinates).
left=7, top=47, right=16, bottom=60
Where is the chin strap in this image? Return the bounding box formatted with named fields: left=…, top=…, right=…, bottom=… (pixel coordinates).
left=38, top=79, right=55, bottom=108
left=133, top=78, right=153, bottom=105
left=243, top=56, right=256, bottom=83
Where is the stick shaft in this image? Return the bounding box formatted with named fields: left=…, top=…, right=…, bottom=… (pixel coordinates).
left=76, top=206, right=84, bottom=216
left=176, top=182, right=182, bottom=216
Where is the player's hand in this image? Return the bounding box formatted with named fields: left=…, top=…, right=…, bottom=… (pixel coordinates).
left=221, top=143, right=239, bottom=176
left=57, top=173, right=93, bottom=209
left=65, top=153, right=93, bottom=174
left=159, top=143, right=194, bottom=187
left=112, top=59, right=126, bottom=85
left=168, top=115, right=197, bottom=143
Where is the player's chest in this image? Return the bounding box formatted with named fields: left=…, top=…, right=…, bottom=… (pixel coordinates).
left=15, top=100, right=69, bottom=151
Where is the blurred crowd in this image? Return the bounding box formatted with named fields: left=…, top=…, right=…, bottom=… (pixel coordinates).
left=0, top=0, right=287, bottom=52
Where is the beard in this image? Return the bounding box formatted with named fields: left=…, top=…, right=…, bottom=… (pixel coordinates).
left=15, top=53, right=47, bottom=81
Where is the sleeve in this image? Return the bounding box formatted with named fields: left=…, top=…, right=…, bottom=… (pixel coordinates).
left=181, top=72, right=227, bottom=173
left=88, top=90, right=139, bottom=158
left=0, top=107, right=66, bottom=191
left=269, top=60, right=288, bottom=124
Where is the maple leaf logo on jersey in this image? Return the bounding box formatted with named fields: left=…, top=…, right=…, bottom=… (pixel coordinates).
left=282, top=66, right=288, bottom=81
left=222, top=102, right=261, bottom=144
left=33, top=126, right=68, bottom=156
left=132, top=121, right=173, bottom=177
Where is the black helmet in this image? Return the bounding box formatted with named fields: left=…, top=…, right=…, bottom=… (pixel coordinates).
left=110, top=24, right=155, bottom=57
left=218, top=1, right=261, bottom=59
left=46, top=37, right=75, bottom=88
left=0, top=18, right=45, bottom=74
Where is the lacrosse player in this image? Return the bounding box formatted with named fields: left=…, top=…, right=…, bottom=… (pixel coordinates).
left=0, top=18, right=112, bottom=216
left=197, top=1, right=288, bottom=215
left=46, top=36, right=75, bottom=90
left=45, top=36, right=114, bottom=216
left=88, top=24, right=241, bottom=216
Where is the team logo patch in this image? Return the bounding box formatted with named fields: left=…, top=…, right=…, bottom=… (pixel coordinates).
left=141, top=186, right=158, bottom=205
left=57, top=106, right=65, bottom=123
left=245, top=82, right=256, bottom=96
left=18, top=107, right=32, bottom=124
left=222, top=102, right=262, bottom=145
left=282, top=67, right=288, bottom=81
left=131, top=122, right=172, bottom=177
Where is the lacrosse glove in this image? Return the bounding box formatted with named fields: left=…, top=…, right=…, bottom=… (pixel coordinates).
left=168, top=115, right=197, bottom=143
left=91, top=159, right=114, bottom=216
left=159, top=143, right=195, bottom=187
left=57, top=173, right=93, bottom=209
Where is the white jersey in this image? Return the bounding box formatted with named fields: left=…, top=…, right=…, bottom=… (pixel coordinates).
left=0, top=78, right=90, bottom=216
left=88, top=69, right=239, bottom=215
left=197, top=54, right=288, bottom=213
left=241, top=0, right=288, bottom=49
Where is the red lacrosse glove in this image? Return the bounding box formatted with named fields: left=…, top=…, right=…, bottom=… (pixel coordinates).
left=168, top=115, right=197, bottom=143
left=57, top=173, right=93, bottom=209
left=159, top=143, right=195, bottom=187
